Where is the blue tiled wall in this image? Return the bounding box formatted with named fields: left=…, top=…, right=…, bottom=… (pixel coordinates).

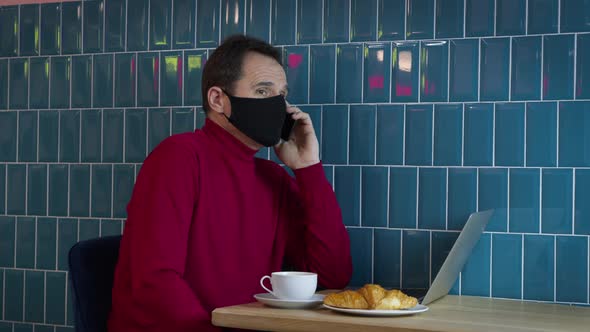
left=1, top=0, right=590, bottom=329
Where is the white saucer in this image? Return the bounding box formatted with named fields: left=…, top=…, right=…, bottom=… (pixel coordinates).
left=254, top=293, right=325, bottom=309
left=323, top=304, right=429, bottom=316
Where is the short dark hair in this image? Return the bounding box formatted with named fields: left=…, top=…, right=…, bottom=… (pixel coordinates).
left=201, top=34, right=282, bottom=112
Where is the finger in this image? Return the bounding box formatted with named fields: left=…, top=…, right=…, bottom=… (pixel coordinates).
left=286, top=105, right=300, bottom=114
left=291, top=111, right=310, bottom=120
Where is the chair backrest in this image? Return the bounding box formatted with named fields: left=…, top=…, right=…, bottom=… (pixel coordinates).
left=68, top=236, right=122, bottom=332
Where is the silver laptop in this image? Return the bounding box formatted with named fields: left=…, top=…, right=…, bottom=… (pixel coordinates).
left=402, top=209, right=494, bottom=305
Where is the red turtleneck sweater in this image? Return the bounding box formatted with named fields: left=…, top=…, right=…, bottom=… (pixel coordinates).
left=108, top=119, right=352, bottom=331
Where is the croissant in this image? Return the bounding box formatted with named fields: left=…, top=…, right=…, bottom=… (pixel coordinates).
left=323, top=290, right=369, bottom=309
left=357, top=284, right=387, bottom=309
left=374, top=289, right=419, bottom=310
left=324, top=284, right=418, bottom=310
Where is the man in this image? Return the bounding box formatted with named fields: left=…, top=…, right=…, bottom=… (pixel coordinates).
left=108, top=35, right=352, bottom=332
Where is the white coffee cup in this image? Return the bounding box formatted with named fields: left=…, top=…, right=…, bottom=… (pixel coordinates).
left=260, top=271, right=317, bottom=300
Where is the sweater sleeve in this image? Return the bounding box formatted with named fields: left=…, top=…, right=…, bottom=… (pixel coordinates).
left=125, top=139, right=217, bottom=331
left=282, top=162, right=353, bottom=289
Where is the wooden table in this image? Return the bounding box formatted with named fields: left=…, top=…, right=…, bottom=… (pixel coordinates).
left=212, top=294, right=590, bottom=331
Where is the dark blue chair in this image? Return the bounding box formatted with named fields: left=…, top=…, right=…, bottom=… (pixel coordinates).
left=68, top=235, right=122, bottom=332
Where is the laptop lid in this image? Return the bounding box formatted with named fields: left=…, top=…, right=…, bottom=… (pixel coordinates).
left=421, top=210, right=494, bottom=305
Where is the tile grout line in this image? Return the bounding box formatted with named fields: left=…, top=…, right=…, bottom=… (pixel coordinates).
left=573, top=33, right=577, bottom=100
left=182, top=50, right=185, bottom=106
left=476, top=168, right=479, bottom=211
left=399, top=230, right=403, bottom=288
left=489, top=230, right=493, bottom=297
left=319, top=0, right=324, bottom=43
left=522, top=102, right=529, bottom=168
left=386, top=166, right=390, bottom=227
left=43, top=271, right=47, bottom=323
left=102, top=0, right=106, bottom=52
left=402, top=105, right=406, bottom=165
left=539, top=36, right=546, bottom=101
left=572, top=169, right=575, bottom=235
left=429, top=231, right=432, bottom=287
left=557, top=0, right=561, bottom=33
left=556, top=102, right=559, bottom=167
left=463, top=0, right=466, bottom=38
left=22, top=269, right=25, bottom=321
left=34, top=217, right=38, bottom=269
left=431, top=105, right=435, bottom=166
left=492, top=103, right=496, bottom=166
left=59, top=3, right=62, bottom=56
left=65, top=272, right=69, bottom=327
left=507, top=169, right=511, bottom=232
left=28, top=56, right=31, bottom=110
left=477, top=38, right=481, bottom=101
left=4, top=167, right=7, bottom=218
left=371, top=228, right=374, bottom=283
left=172, top=0, right=176, bottom=48
left=333, top=44, right=337, bottom=103
left=124, top=0, right=129, bottom=51
left=218, top=0, right=222, bottom=44
left=89, top=164, right=93, bottom=219
left=587, top=235, right=589, bottom=303
left=147, top=0, right=151, bottom=51
left=360, top=43, right=365, bottom=105
left=553, top=235, right=557, bottom=302
left=359, top=165, right=362, bottom=227
left=415, top=168, right=419, bottom=229
left=493, top=0, right=497, bottom=36
left=346, top=105, right=350, bottom=164
left=268, top=0, right=272, bottom=43
left=524, top=0, right=529, bottom=35
left=91, top=56, right=94, bottom=109
left=14, top=217, right=18, bottom=267
left=520, top=234, right=524, bottom=300
left=418, top=41, right=422, bottom=103
left=17, top=5, right=21, bottom=57
left=54, top=213, right=58, bottom=270
left=307, top=45, right=311, bottom=104
left=2, top=269, right=5, bottom=321
left=67, top=164, right=70, bottom=217
left=509, top=37, right=512, bottom=101
left=447, top=39, right=451, bottom=102
left=539, top=169, right=542, bottom=233
left=461, top=103, right=465, bottom=166
left=198, top=0, right=199, bottom=47
left=388, top=42, right=393, bottom=103
left=445, top=167, right=449, bottom=230
left=36, top=111, right=40, bottom=163
left=158, top=53, right=162, bottom=107
left=25, top=164, right=29, bottom=215
left=373, top=106, right=377, bottom=165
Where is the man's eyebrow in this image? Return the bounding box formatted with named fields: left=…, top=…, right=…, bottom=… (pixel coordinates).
left=253, top=82, right=289, bottom=92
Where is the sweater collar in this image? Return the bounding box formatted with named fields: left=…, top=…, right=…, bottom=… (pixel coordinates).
left=202, top=118, right=259, bottom=161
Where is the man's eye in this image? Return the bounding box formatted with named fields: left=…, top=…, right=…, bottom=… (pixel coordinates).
left=256, top=89, right=268, bottom=96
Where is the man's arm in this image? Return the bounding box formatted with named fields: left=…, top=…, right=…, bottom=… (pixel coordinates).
left=282, top=162, right=353, bottom=289
left=124, top=139, right=216, bottom=331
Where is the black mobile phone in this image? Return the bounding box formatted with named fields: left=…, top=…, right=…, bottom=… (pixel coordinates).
left=281, top=114, right=295, bottom=141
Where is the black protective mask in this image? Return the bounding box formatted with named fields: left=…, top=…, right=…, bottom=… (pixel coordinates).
left=223, top=90, right=294, bottom=147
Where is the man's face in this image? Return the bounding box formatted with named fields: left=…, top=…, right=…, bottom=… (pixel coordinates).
left=228, top=52, right=289, bottom=107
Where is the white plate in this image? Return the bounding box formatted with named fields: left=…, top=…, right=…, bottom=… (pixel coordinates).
left=254, top=293, right=325, bottom=309
left=323, top=304, right=429, bottom=317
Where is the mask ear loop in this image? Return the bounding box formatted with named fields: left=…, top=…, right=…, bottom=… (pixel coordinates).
left=219, top=88, right=233, bottom=122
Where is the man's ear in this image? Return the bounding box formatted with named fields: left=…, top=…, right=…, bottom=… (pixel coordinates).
left=207, top=87, right=227, bottom=114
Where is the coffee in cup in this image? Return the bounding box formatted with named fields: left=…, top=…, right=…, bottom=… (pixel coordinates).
left=260, top=271, right=317, bottom=300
